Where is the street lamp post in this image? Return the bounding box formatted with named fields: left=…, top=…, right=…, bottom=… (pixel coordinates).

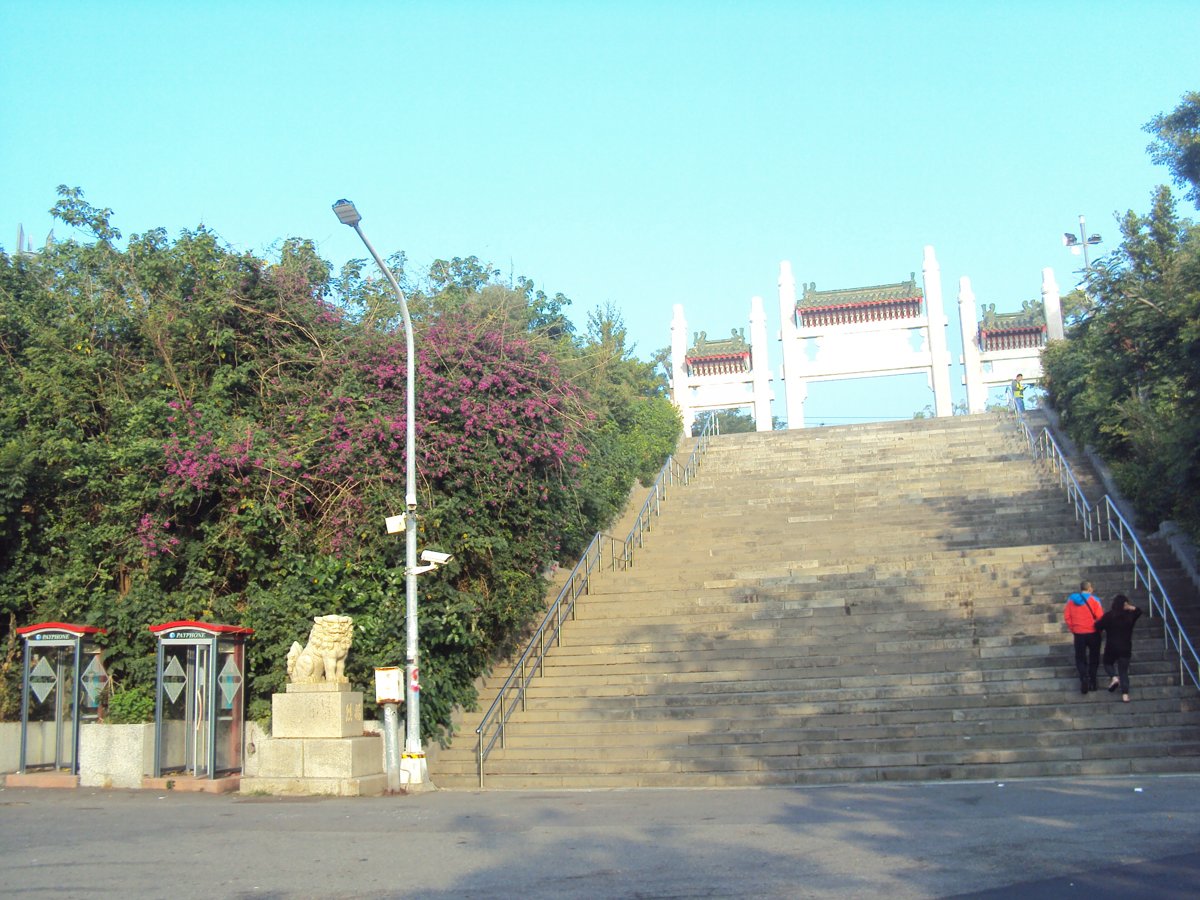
left=332, top=199, right=427, bottom=785
left=1061, top=214, right=1103, bottom=277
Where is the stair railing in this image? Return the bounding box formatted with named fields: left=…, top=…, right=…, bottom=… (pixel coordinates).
left=473, top=415, right=717, bottom=786
left=1016, top=415, right=1094, bottom=540
left=1095, top=495, right=1200, bottom=692
left=1015, top=413, right=1200, bottom=692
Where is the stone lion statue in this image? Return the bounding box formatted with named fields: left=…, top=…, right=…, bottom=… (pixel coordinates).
left=287, top=614, right=354, bottom=684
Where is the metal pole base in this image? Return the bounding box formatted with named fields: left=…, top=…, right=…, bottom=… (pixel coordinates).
left=400, top=754, right=430, bottom=788
left=380, top=702, right=401, bottom=794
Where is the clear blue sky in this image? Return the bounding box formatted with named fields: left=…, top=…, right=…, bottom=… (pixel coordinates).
left=2, top=1, right=1197, bottom=424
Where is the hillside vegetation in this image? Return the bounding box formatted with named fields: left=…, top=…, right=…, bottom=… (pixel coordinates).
left=1043, top=91, right=1200, bottom=544
left=0, top=190, right=680, bottom=734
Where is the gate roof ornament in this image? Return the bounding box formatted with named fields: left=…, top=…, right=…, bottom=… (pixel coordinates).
left=978, top=300, right=1048, bottom=353
left=979, top=299, right=1047, bottom=330
left=798, top=276, right=921, bottom=310
left=686, top=328, right=749, bottom=359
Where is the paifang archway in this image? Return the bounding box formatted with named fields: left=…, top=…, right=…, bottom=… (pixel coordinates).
left=670, top=297, right=774, bottom=434
left=776, top=246, right=954, bottom=429
left=958, top=267, right=1064, bottom=412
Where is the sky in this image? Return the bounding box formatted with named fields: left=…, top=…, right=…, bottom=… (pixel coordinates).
left=2, top=1, right=1197, bottom=425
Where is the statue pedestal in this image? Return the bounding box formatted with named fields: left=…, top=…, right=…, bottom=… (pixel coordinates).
left=239, top=683, right=387, bottom=797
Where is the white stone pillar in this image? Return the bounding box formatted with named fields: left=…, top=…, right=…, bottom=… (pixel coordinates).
left=958, top=276, right=985, bottom=414
left=922, top=245, right=954, bottom=417
left=670, top=304, right=694, bottom=436
left=749, top=296, right=772, bottom=432
left=1042, top=267, right=1064, bottom=341
left=777, top=261, right=805, bottom=429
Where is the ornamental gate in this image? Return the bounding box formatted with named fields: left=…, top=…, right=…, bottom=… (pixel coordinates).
left=776, top=246, right=954, bottom=429
left=957, top=268, right=1064, bottom=412
left=669, top=297, right=774, bottom=434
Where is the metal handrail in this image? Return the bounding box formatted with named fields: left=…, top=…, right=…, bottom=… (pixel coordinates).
left=1016, top=415, right=1200, bottom=692
left=1016, top=415, right=1094, bottom=540
left=1096, top=496, right=1200, bottom=691
left=474, top=415, right=718, bottom=786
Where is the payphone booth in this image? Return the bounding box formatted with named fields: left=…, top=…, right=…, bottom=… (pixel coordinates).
left=150, top=621, right=252, bottom=780
left=16, top=622, right=108, bottom=776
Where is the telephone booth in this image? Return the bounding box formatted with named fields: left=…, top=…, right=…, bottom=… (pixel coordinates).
left=16, top=622, right=108, bottom=775
left=149, top=621, right=252, bottom=779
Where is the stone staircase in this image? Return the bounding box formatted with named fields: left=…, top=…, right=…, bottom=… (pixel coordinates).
left=429, top=413, right=1200, bottom=788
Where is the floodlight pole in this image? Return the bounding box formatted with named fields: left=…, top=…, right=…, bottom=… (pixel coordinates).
left=332, top=200, right=426, bottom=784
left=1062, top=214, right=1103, bottom=281
left=1077, top=215, right=1094, bottom=272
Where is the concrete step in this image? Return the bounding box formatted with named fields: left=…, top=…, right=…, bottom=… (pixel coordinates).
left=432, top=413, right=1200, bottom=789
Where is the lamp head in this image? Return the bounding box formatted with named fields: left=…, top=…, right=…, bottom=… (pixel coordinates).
left=1087, top=234, right=1103, bottom=245
left=332, top=199, right=361, bottom=227
left=1062, top=233, right=1078, bottom=247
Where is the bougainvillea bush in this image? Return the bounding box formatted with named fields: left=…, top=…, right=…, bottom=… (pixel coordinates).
left=0, top=189, right=681, bottom=734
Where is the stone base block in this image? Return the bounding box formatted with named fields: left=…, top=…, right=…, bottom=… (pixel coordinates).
left=286, top=681, right=353, bottom=693
left=249, top=735, right=382, bottom=779
left=239, top=773, right=388, bottom=797
left=305, top=736, right=381, bottom=778
left=272, top=690, right=364, bottom=739
left=245, top=736, right=302, bottom=778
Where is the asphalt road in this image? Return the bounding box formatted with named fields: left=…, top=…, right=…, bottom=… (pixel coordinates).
left=2, top=775, right=1199, bottom=898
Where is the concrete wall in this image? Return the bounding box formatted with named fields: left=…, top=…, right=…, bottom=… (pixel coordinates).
left=1, top=722, right=154, bottom=787
left=79, top=724, right=154, bottom=789
left=0, top=722, right=19, bottom=774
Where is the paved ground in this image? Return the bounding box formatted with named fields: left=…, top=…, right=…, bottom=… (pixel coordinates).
left=3, top=775, right=1200, bottom=898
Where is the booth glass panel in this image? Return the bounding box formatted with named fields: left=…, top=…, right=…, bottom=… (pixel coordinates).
left=22, top=644, right=77, bottom=772
left=79, top=648, right=108, bottom=725
left=214, top=640, right=245, bottom=775
left=157, top=644, right=213, bottom=778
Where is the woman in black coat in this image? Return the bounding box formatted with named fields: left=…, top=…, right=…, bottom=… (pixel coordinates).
left=1095, top=594, right=1142, bottom=702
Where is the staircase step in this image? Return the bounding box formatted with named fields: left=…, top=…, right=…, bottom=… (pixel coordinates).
left=429, top=413, right=1200, bottom=789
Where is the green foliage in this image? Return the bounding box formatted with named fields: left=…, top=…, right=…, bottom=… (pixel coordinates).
left=1146, top=91, right=1200, bottom=210
left=562, top=305, right=680, bottom=537
left=693, top=408, right=756, bottom=435
left=1042, top=181, right=1200, bottom=541
left=105, top=685, right=155, bottom=724
left=0, top=626, right=19, bottom=720
left=0, top=190, right=681, bottom=742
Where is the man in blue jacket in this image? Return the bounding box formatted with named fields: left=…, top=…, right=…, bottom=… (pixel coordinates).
left=1064, top=580, right=1104, bottom=693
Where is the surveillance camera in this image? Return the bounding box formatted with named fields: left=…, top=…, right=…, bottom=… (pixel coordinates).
left=385, top=514, right=406, bottom=534
left=420, top=549, right=453, bottom=566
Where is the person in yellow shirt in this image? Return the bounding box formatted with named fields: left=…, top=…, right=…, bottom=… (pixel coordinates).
left=1011, top=373, right=1027, bottom=413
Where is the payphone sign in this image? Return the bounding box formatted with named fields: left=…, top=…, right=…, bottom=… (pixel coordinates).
left=27, top=630, right=76, bottom=643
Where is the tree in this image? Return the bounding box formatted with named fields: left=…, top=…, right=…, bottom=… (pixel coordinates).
left=0, top=189, right=686, bottom=737
left=1146, top=91, right=1200, bottom=210
left=1042, top=184, right=1200, bottom=539
left=560, top=304, right=681, bottom=547
left=693, top=408, right=757, bottom=435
